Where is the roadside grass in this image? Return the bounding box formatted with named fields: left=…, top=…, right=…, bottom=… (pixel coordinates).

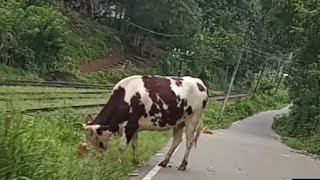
left=0, top=106, right=169, bottom=180
left=204, top=91, right=289, bottom=129
left=273, top=114, right=320, bottom=156
left=282, top=136, right=320, bottom=155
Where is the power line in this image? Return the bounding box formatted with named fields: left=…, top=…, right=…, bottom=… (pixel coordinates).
left=122, top=18, right=187, bottom=38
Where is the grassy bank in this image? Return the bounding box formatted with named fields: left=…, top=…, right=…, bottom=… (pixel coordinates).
left=273, top=113, right=320, bottom=156
left=0, top=107, right=169, bottom=180
left=204, top=91, right=289, bottom=129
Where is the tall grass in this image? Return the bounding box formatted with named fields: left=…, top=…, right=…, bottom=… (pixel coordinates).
left=0, top=104, right=169, bottom=180
left=0, top=65, right=40, bottom=81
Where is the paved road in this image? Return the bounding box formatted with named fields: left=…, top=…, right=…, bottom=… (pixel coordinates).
left=135, top=107, right=320, bottom=180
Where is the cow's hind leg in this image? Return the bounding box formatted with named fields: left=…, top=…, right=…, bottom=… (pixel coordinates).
left=178, top=111, right=203, bottom=171
left=158, top=123, right=184, bottom=167
left=131, top=132, right=139, bottom=164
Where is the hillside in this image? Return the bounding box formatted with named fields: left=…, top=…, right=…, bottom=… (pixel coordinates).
left=0, top=1, right=159, bottom=84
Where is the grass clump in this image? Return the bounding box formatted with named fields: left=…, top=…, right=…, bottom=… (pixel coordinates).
left=0, top=65, right=40, bottom=81
left=0, top=105, right=169, bottom=180
left=273, top=113, right=320, bottom=155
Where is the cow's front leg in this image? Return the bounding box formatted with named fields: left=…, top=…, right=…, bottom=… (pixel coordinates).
left=131, top=132, right=139, bottom=164
left=158, top=125, right=184, bottom=167
left=118, top=124, right=138, bottom=163
left=118, top=131, right=127, bottom=163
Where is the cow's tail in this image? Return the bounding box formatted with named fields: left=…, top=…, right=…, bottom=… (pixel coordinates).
left=193, top=114, right=204, bottom=148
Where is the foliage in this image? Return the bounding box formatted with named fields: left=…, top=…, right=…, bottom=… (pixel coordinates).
left=273, top=114, right=320, bottom=155
left=0, top=1, right=69, bottom=73
left=79, top=65, right=145, bottom=84
left=0, top=64, right=40, bottom=80
left=0, top=106, right=169, bottom=179
left=270, top=0, right=320, bottom=138
left=57, top=18, right=121, bottom=71
left=204, top=91, right=289, bottom=129
left=0, top=0, right=120, bottom=75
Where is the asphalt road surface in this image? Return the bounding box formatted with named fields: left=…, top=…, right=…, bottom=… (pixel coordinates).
left=134, top=106, right=320, bottom=180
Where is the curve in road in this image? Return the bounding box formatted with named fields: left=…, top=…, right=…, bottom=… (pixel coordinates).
left=134, top=106, right=320, bottom=180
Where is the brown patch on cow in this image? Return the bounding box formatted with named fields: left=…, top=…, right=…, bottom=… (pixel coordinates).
left=172, top=77, right=183, bottom=87
left=142, top=76, right=189, bottom=127
left=196, top=82, right=205, bottom=92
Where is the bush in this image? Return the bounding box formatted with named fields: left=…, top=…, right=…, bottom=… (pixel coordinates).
left=0, top=1, right=69, bottom=73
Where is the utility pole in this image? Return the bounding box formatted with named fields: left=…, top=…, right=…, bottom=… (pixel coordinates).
left=217, top=50, right=243, bottom=122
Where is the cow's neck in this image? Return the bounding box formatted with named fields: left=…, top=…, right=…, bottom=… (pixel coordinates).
left=90, top=103, right=115, bottom=131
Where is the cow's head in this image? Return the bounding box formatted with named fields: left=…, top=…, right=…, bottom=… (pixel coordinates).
left=81, top=114, right=113, bottom=153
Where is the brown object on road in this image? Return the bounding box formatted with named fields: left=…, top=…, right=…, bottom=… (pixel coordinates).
left=201, top=126, right=214, bottom=134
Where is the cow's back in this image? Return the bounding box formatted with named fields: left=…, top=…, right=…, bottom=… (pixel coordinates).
left=111, top=75, right=208, bottom=130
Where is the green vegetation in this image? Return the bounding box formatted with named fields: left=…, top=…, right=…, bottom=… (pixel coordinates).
left=0, top=107, right=169, bottom=180
left=273, top=114, right=320, bottom=155
left=265, top=0, right=320, bottom=155
left=1, top=0, right=319, bottom=176
left=0, top=65, right=40, bottom=80
left=0, top=86, right=110, bottom=111
left=0, top=0, right=119, bottom=75
left=205, top=91, right=288, bottom=129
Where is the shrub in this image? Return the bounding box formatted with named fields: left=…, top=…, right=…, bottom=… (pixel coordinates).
left=0, top=1, right=69, bottom=74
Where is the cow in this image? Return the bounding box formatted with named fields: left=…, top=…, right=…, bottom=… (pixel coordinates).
left=79, top=75, right=208, bottom=170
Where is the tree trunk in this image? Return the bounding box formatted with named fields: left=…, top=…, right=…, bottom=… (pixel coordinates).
left=217, top=51, right=243, bottom=122
left=273, top=52, right=293, bottom=95
left=251, top=60, right=268, bottom=98
left=225, top=63, right=229, bottom=86
left=86, top=0, right=94, bottom=18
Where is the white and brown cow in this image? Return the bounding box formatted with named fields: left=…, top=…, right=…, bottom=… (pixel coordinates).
left=81, top=75, right=208, bottom=170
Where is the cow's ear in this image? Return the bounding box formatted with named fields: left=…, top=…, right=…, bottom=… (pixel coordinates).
left=85, top=114, right=94, bottom=124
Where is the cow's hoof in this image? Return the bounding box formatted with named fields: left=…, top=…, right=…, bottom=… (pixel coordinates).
left=177, top=166, right=187, bottom=171
left=158, top=160, right=169, bottom=167
left=177, top=160, right=187, bottom=171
